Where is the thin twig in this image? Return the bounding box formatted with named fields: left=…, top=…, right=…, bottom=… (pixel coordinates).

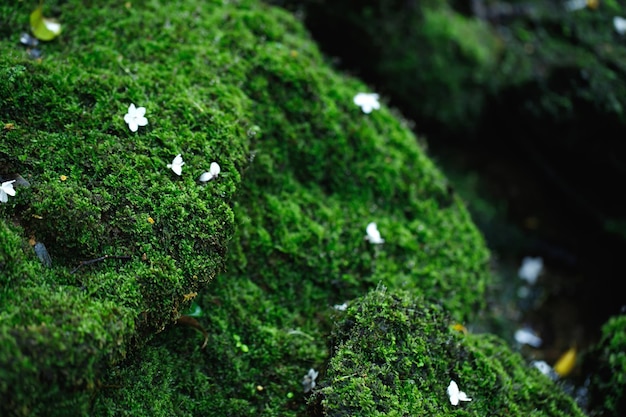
left=70, top=255, right=132, bottom=274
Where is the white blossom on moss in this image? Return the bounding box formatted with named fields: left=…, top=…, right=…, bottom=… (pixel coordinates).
left=614, top=16, right=626, bottom=35
left=514, top=327, right=542, bottom=347
left=302, top=368, right=319, bottom=393
left=0, top=180, right=16, bottom=203
left=333, top=302, right=348, bottom=311
left=353, top=92, right=380, bottom=114
left=124, top=103, right=148, bottom=132
left=365, top=222, right=384, bottom=244
left=531, top=360, right=558, bottom=381
left=518, top=256, right=543, bottom=285
left=167, top=154, right=185, bottom=176
left=199, top=162, right=221, bottom=182
left=447, top=380, right=472, bottom=406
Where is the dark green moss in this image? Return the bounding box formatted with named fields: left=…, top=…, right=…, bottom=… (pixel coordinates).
left=2, top=0, right=494, bottom=415
left=312, top=287, right=586, bottom=416
left=586, top=314, right=626, bottom=417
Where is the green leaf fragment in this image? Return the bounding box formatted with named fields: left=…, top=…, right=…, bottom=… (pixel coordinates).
left=30, top=4, right=62, bottom=41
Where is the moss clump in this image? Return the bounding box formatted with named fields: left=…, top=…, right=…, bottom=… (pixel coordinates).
left=2, top=0, right=494, bottom=415
left=586, top=314, right=626, bottom=416
left=1, top=0, right=252, bottom=413
left=312, top=286, right=586, bottom=416
left=269, top=0, right=503, bottom=135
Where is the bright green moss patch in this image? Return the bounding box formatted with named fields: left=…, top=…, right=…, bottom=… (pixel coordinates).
left=1, top=1, right=253, bottom=414
left=2, top=0, right=493, bottom=415
left=313, top=287, right=586, bottom=416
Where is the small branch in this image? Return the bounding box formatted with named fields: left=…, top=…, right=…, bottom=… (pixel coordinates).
left=70, top=255, right=132, bottom=274
left=177, top=315, right=209, bottom=349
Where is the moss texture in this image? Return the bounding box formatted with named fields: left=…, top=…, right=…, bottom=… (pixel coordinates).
left=0, top=0, right=585, bottom=416
left=312, top=286, right=585, bottom=416
left=585, top=314, right=626, bottom=416
left=268, top=0, right=503, bottom=135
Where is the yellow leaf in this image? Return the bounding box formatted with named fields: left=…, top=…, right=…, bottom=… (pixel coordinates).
left=553, top=346, right=577, bottom=377
left=30, top=3, right=62, bottom=41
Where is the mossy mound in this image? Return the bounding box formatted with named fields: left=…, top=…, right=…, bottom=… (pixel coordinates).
left=3, top=0, right=491, bottom=415
left=269, top=0, right=502, bottom=135
left=312, top=287, right=586, bottom=416
left=586, top=314, right=626, bottom=417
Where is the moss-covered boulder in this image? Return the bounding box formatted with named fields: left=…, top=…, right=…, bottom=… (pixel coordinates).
left=0, top=0, right=585, bottom=415
left=585, top=314, right=626, bottom=416
left=312, top=286, right=585, bottom=416
left=269, top=0, right=503, bottom=135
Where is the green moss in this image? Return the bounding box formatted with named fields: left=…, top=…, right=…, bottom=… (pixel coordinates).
left=2, top=0, right=494, bottom=415
left=586, top=314, right=626, bottom=416
left=270, top=0, right=504, bottom=133
left=313, top=287, right=585, bottom=416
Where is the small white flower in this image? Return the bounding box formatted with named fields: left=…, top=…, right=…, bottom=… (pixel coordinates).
left=302, top=368, right=319, bottom=393
left=514, top=327, right=542, bottom=347
left=0, top=180, right=16, bottom=203
left=333, top=302, right=348, bottom=311
left=365, top=222, right=384, bottom=244
left=518, top=256, right=543, bottom=285
left=447, top=380, right=472, bottom=406
left=353, top=92, right=380, bottom=114
left=614, top=16, right=626, bottom=35
left=44, top=19, right=62, bottom=34
left=531, top=360, right=558, bottom=380
left=167, top=154, right=185, bottom=176
left=198, top=162, right=221, bottom=182
left=123, top=103, right=148, bottom=132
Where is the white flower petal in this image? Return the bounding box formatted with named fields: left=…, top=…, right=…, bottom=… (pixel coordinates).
left=0, top=191, right=7, bottom=203
left=365, top=222, right=384, bottom=244
left=514, top=327, right=542, bottom=347
left=614, top=16, right=626, bottom=35
left=354, top=92, right=380, bottom=113
left=458, top=391, right=472, bottom=402
left=448, top=380, right=471, bottom=406
left=2, top=180, right=16, bottom=196
left=210, top=161, right=221, bottom=176
left=167, top=154, right=184, bottom=175
left=128, top=122, right=138, bottom=132
left=518, top=256, right=543, bottom=285
left=136, top=116, right=148, bottom=127
left=333, top=302, right=348, bottom=311
left=448, top=380, right=460, bottom=403
left=199, top=172, right=213, bottom=182
left=172, top=154, right=184, bottom=166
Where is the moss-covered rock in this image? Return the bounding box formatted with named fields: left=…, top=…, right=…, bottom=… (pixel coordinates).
left=311, top=286, right=586, bottom=416
left=269, top=0, right=503, bottom=135
left=0, top=0, right=585, bottom=415
left=585, top=314, right=626, bottom=417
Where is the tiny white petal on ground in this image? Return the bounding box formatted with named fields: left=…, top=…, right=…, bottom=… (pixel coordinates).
left=447, top=380, right=472, bottom=406
left=614, top=16, right=626, bottom=35
left=199, top=162, right=221, bottom=182
left=302, top=368, right=319, bottom=393
left=365, top=222, right=384, bottom=244
left=333, top=302, right=348, bottom=311
left=353, top=92, right=380, bottom=114
left=514, top=327, right=542, bottom=347
left=167, top=154, right=185, bottom=176
left=518, top=256, right=543, bottom=285
left=0, top=180, right=16, bottom=203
